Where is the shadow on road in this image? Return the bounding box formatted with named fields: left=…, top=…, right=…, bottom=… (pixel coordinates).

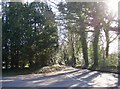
left=24, top=69, right=80, bottom=81
left=45, top=70, right=100, bottom=87
left=2, top=69, right=119, bottom=88
left=2, top=69, right=80, bottom=85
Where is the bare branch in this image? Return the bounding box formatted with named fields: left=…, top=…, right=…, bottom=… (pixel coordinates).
left=109, top=35, right=118, bottom=44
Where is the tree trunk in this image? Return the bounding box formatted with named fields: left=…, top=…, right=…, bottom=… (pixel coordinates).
left=15, top=60, right=19, bottom=69
left=63, top=50, right=68, bottom=65
left=11, top=60, right=14, bottom=69
left=105, top=30, right=109, bottom=58
left=106, top=41, right=109, bottom=58
left=92, top=26, right=100, bottom=68
left=5, top=61, right=8, bottom=70
left=14, top=51, right=19, bottom=69
left=29, top=60, right=34, bottom=68
left=71, top=35, right=76, bottom=66
left=80, top=30, right=89, bottom=68
left=40, top=55, right=48, bottom=67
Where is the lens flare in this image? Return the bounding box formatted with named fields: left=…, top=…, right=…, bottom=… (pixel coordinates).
left=105, top=0, right=119, bottom=15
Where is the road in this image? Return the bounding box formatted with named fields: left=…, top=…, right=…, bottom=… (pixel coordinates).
left=1, top=67, right=120, bottom=88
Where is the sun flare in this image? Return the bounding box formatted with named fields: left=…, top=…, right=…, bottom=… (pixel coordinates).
left=105, top=0, right=119, bottom=15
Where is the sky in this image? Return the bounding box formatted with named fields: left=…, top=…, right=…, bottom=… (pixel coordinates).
left=105, top=0, right=119, bottom=54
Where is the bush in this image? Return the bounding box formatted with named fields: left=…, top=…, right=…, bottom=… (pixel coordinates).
left=34, top=65, right=65, bottom=74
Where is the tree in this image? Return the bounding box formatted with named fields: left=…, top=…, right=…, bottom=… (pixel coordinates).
left=2, top=2, right=24, bottom=69
left=2, top=2, right=58, bottom=69
left=58, top=2, right=89, bottom=67
left=88, top=2, right=107, bottom=68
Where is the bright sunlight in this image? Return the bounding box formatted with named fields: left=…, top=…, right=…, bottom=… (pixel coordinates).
left=105, top=0, right=119, bottom=15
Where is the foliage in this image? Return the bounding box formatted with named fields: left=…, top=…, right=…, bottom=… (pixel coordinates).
left=2, top=2, right=58, bottom=69
left=57, top=2, right=118, bottom=70
left=2, top=1, right=119, bottom=74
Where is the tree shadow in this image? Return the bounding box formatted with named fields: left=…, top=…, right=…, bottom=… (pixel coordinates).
left=2, top=69, right=80, bottom=87
left=73, top=71, right=101, bottom=82
left=44, top=70, right=100, bottom=87
left=22, top=69, right=80, bottom=81
left=2, top=69, right=118, bottom=88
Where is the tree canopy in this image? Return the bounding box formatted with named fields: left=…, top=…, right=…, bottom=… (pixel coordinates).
left=2, top=1, right=119, bottom=73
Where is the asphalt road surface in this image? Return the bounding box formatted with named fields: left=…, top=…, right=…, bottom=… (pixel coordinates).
left=1, top=67, right=120, bottom=88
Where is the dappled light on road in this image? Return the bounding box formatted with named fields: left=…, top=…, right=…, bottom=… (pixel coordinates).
left=2, top=67, right=119, bottom=87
